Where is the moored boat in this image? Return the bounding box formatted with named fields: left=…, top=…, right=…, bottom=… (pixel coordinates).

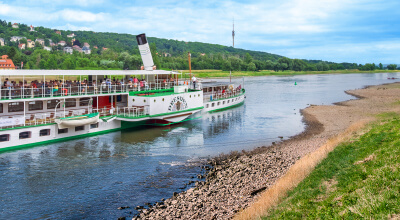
left=0, top=34, right=245, bottom=152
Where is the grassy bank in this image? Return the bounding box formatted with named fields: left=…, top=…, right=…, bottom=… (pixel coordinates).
left=178, top=69, right=400, bottom=78
left=264, top=113, right=400, bottom=219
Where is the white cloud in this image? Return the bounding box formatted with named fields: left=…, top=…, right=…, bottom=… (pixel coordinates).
left=59, top=9, right=107, bottom=22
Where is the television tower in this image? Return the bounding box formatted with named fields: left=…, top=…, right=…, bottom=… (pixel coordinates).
left=232, top=19, right=235, bottom=48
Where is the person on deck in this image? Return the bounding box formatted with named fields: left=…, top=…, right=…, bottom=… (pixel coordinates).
left=192, top=75, right=197, bottom=89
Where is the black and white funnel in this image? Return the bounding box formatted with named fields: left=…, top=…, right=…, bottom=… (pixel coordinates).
left=136, top=33, right=154, bottom=71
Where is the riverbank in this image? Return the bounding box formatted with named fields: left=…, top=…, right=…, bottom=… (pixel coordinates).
left=180, top=69, right=400, bottom=78
left=132, top=82, right=400, bottom=219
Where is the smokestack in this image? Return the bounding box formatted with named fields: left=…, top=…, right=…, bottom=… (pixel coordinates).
left=136, top=33, right=154, bottom=71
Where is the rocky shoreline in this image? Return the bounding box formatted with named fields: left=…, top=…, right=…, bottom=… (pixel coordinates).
left=131, top=82, right=400, bottom=220
left=131, top=111, right=325, bottom=220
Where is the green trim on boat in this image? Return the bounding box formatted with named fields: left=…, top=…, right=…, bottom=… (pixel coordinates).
left=116, top=106, right=204, bottom=119
left=0, top=121, right=143, bottom=154
left=208, top=100, right=245, bottom=113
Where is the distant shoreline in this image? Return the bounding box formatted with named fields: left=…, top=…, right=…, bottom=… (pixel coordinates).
left=179, top=69, right=400, bottom=78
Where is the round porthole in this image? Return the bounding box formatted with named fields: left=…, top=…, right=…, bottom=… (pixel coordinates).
left=198, top=94, right=200, bottom=97
left=144, top=99, right=146, bottom=103
left=132, top=99, right=135, bottom=102
left=154, top=99, right=156, bottom=102
left=162, top=98, right=165, bottom=101
left=190, top=95, right=192, bottom=98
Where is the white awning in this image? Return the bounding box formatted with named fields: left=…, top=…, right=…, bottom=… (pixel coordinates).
left=0, top=69, right=181, bottom=76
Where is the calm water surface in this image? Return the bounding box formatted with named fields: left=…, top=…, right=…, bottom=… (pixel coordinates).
left=1, top=73, right=400, bottom=219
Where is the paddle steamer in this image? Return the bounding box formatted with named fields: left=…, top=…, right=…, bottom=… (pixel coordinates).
left=0, top=34, right=245, bottom=152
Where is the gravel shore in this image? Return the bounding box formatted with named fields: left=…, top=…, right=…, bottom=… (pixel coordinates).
left=132, top=82, right=400, bottom=220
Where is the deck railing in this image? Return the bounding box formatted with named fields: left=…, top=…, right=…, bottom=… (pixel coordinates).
left=203, top=89, right=245, bottom=102
left=0, top=81, right=182, bottom=100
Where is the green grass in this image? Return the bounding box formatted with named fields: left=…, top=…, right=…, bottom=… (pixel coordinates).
left=264, top=115, right=400, bottom=219
left=179, top=69, right=400, bottom=78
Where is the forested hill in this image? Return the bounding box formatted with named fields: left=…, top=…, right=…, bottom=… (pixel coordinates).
left=0, top=20, right=382, bottom=71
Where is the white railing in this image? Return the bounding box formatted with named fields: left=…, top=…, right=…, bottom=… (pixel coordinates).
left=0, top=81, right=181, bottom=100
left=203, top=89, right=244, bottom=102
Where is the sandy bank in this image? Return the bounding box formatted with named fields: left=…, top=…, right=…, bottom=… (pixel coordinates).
left=133, top=82, right=400, bottom=220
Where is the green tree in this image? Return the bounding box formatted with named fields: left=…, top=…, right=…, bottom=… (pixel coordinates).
left=150, top=42, right=161, bottom=69
left=247, top=62, right=256, bottom=71
left=7, top=47, right=17, bottom=60
left=244, top=53, right=253, bottom=64
left=379, top=63, right=383, bottom=70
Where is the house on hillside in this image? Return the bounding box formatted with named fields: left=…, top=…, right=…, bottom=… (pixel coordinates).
left=0, top=55, right=16, bottom=70
left=58, top=41, right=66, bottom=46
left=55, top=30, right=61, bottom=35
left=72, top=45, right=82, bottom=52
left=83, top=42, right=90, bottom=47
left=82, top=46, right=91, bottom=54
left=10, top=36, right=25, bottom=42
left=49, top=39, right=55, bottom=46
left=93, top=46, right=98, bottom=49
left=63, top=47, right=73, bottom=54
left=67, top=33, right=76, bottom=38
left=27, top=39, right=35, bottom=48
left=18, top=43, right=26, bottom=50
left=0, top=38, right=4, bottom=46
left=30, top=25, right=35, bottom=32
left=44, top=46, right=52, bottom=51
left=102, top=47, right=108, bottom=51
left=35, top=39, right=45, bottom=46
left=12, top=23, right=18, bottom=28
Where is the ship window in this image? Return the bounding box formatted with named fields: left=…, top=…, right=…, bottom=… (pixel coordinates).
left=8, top=102, right=24, bottom=112
left=65, top=98, right=76, bottom=107
left=154, top=99, right=156, bottom=102
left=212, top=103, right=215, bottom=107
left=90, top=123, right=98, bottom=129
left=228, top=100, right=230, bottom=103
left=217, top=102, right=220, bottom=106
left=75, top=126, right=84, bottom=131
left=206, top=104, right=209, bottom=108
left=132, top=99, right=135, bottom=102
left=223, top=101, right=225, bottom=105
left=198, top=94, right=200, bottom=97
left=39, top=129, right=50, bottom=136
left=47, top=100, right=60, bottom=109
left=79, top=98, right=90, bottom=106
left=19, top=131, right=31, bottom=139
left=232, top=99, right=234, bottom=102
left=0, top=103, right=3, bottom=113
left=29, top=101, right=43, bottom=111
left=0, top=134, right=9, bottom=142
left=58, top=128, right=68, bottom=134
left=162, top=98, right=164, bottom=101
left=190, top=95, right=191, bottom=98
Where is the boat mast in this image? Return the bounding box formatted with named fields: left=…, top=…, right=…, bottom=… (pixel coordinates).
left=188, top=52, right=192, bottom=85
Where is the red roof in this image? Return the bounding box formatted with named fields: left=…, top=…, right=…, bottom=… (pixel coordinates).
left=0, top=55, right=16, bottom=69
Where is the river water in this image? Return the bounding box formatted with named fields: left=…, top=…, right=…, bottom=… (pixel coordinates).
left=1, top=73, right=400, bottom=219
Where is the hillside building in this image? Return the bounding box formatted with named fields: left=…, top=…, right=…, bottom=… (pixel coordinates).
left=82, top=46, right=91, bottom=54
left=12, top=23, right=18, bottom=28
left=58, top=41, right=66, bottom=46
left=10, top=36, right=25, bottom=42
left=18, top=43, right=26, bottom=50
left=35, top=39, right=45, bottom=46
left=0, top=55, right=16, bottom=70
left=27, top=39, right=35, bottom=48
left=0, top=38, right=4, bottom=46
left=67, top=33, right=76, bottom=38
left=44, top=46, right=52, bottom=51
left=30, top=25, right=35, bottom=32
left=63, top=47, right=73, bottom=54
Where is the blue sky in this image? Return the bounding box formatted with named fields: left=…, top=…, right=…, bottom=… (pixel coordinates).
left=1, top=0, right=400, bottom=64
